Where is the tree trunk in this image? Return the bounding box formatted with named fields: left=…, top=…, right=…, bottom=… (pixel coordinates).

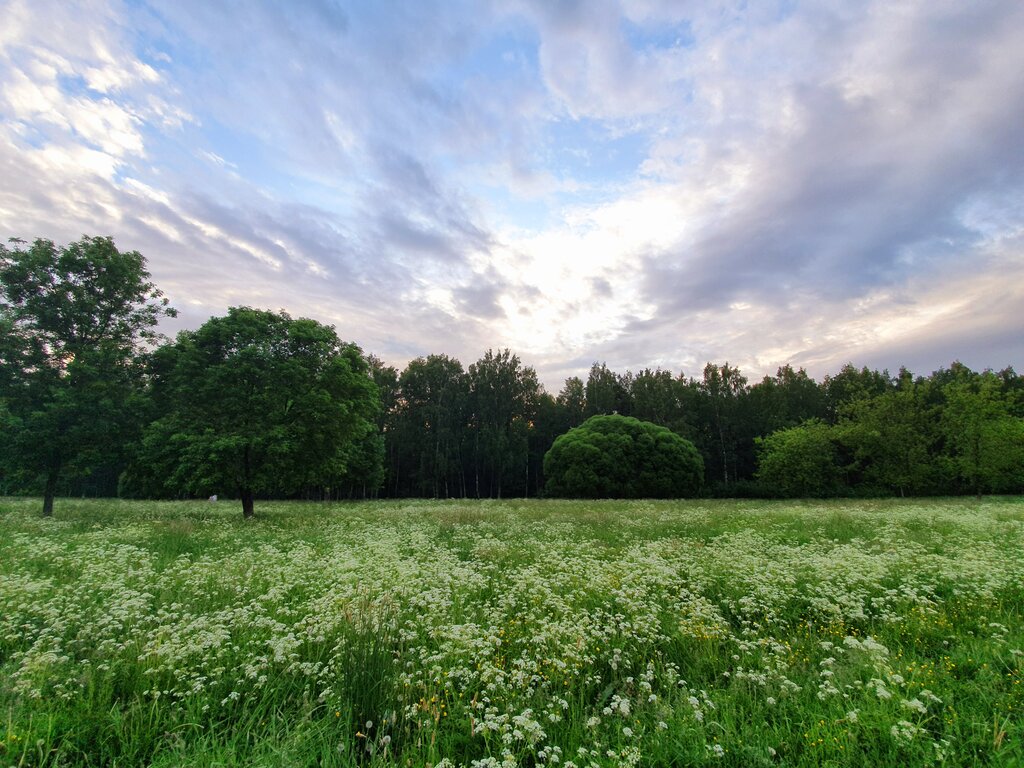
left=241, top=488, right=255, bottom=519
left=240, top=445, right=255, bottom=518
left=974, top=433, right=982, bottom=500
left=42, top=463, right=60, bottom=517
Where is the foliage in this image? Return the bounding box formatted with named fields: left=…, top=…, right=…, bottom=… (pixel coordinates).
left=1, top=497, right=1021, bottom=767
left=942, top=372, right=1024, bottom=495
left=467, top=349, right=540, bottom=498
left=2, top=234, right=1020, bottom=505
left=629, top=367, right=692, bottom=436
left=0, top=236, right=174, bottom=515
left=747, top=365, right=825, bottom=435
left=125, top=307, right=379, bottom=517
left=690, top=362, right=749, bottom=488
left=755, top=418, right=844, bottom=497
left=544, top=414, right=704, bottom=498
left=838, top=382, right=949, bottom=496
left=821, top=363, right=894, bottom=423
left=395, top=354, right=468, bottom=497
left=584, top=362, right=630, bottom=416
left=318, top=353, right=1024, bottom=500
left=555, top=375, right=586, bottom=429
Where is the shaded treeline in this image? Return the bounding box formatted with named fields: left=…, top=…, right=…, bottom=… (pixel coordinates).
left=3, top=237, right=1022, bottom=505
left=366, top=356, right=1024, bottom=499
left=6, top=351, right=1023, bottom=502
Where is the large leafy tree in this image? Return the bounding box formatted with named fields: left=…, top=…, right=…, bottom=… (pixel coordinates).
left=467, top=349, right=539, bottom=498
left=395, top=354, right=468, bottom=498
left=693, top=362, right=749, bottom=488
left=585, top=362, right=630, bottom=416
left=942, top=373, right=1024, bottom=496
left=838, top=380, right=946, bottom=496
left=131, top=307, right=379, bottom=517
left=0, top=236, right=174, bottom=515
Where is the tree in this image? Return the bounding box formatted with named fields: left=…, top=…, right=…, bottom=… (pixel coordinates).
left=131, top=307, right=379, bottom=518
left=838, top=382, right=945, bottom=496
left=629, top=368, right=691, bottom=434
left=544, top=414, right=704, bottom=498
left=748, top=365, right=825, bottom=435
left=556, top=376, right=586, bottom=428
left=942, top=373, right=1024, bottom=496
left=822, top=364, right=893, bottom=424
left=755, top=419, right=843, bottom=497
left=467, top=349, right=539, bottom=497
left=367, top=355, right=401, bottom=496
left=395, top=354, right=468, bottom=497
left=694, top=362, right=748, bottom=488
left=585, top=362, right=630, bottom=416
left=0, top=236, right=174, bottom=515
left=529, top=391, right=567, bottom=496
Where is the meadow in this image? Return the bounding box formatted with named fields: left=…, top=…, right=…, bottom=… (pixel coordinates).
left=0, top=497, right=1021, bottom=767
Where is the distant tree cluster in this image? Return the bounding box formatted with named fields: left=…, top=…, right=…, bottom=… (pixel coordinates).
left=755, top=367, right=1024, bottom=498
left=2, top=236, right=1023, bottom=516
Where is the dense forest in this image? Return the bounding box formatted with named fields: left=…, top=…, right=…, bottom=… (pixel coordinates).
left=3, top=237, right=1023, bottom=513
left=365, top=355, right=1024, bottom=500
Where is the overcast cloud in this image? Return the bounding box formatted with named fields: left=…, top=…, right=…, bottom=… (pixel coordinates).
left=1, top=0, right=1021, bottom=389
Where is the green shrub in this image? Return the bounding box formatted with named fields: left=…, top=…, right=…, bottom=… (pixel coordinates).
left=755, top=418, right=844, bottom=497
left=543, top=414, right=704, bottom=498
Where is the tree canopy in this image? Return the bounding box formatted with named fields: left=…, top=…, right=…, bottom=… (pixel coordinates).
left=3, top=234, right=1022, bottom=507
left=942, top=372, right=1024, bottom=496
left=543, top=414, right=704, bottom=498
left=124, top=307, right=379, bottom=517
left=755, top=419, right=843, bottom=498
left=0, top=236, right=174, bottom=514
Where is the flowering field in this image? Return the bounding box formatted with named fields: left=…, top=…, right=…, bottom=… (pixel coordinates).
left=1, top=498, right=1022, bottom=767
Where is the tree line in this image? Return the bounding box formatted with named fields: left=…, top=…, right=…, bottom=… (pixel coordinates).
left=372, top=356, right=1024, bottom=500
left=2, top=237, right=1022, bottom=517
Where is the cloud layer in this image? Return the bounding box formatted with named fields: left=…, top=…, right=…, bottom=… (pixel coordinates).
left=1, top=0, right=1021, bottom=389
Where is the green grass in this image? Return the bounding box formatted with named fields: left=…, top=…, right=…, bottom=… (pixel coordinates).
left=0, top=496, right=1022, bottom=767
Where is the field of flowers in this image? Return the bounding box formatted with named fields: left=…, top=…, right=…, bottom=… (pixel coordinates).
left=0, top=497, right=1022, bottom=767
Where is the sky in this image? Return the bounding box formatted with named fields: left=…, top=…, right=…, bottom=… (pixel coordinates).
left=1, top=0, right=1022, bottom=391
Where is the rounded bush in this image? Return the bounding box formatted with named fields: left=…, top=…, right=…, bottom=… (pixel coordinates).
left=543, top=414, right=704, bottom=498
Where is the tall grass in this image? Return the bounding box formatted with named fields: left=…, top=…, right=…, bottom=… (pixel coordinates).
left=0, top=496, right=1021, bottom=766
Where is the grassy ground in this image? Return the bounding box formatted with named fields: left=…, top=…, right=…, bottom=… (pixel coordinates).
left=0, top=496, right=1022, bottom=767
